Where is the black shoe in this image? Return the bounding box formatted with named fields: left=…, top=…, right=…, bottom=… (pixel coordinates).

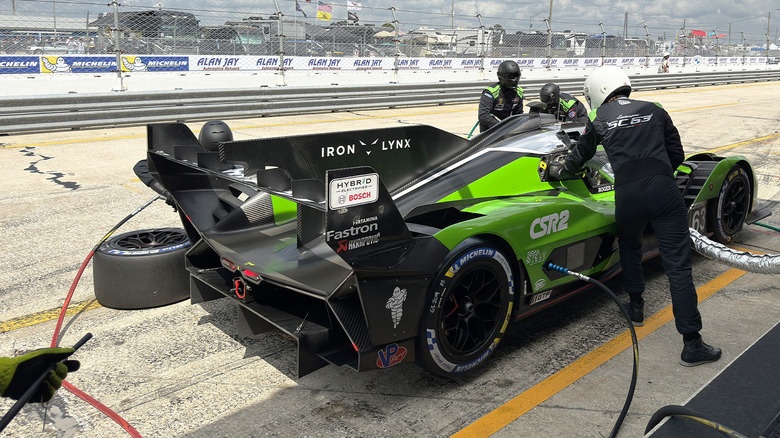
left=680, top=337, right=722, bottom=367
left=624, top=300, right=644, bottom=327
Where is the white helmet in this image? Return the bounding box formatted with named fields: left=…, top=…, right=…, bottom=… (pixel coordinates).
left=663, top=51, right=670, bottom=57
left=583, top=66, right=632, bottom=110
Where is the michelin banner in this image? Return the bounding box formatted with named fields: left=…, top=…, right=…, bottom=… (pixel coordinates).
left=0, top=56, right=40, bottom=74
left=0, top=55, right=769, bottom=75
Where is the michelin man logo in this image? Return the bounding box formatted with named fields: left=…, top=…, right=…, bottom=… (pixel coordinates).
left=385, top=287, right=407, bottom=329
left=42, top=57, right=71, bottom=73
left=122, top=56, right=147, bottom=72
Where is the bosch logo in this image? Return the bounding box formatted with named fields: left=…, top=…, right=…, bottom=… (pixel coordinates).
left=349, top=191, right=372, bottom=202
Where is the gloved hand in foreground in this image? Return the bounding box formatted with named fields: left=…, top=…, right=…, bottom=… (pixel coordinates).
left=547, top=160, right=574, bottom=181
left=0, top=347, right=80, bottom=402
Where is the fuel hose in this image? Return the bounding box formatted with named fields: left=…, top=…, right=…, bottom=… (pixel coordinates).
left=544, top=262, right=639, bottom=438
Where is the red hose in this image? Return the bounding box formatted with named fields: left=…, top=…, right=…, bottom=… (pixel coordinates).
left=48, top=195, right=161, bottom=437
left=50, top=248, right=143, bottom=437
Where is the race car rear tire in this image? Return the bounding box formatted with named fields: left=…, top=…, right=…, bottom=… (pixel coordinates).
left=708, top=165, right=751, bottom=244
left=418, top=240, right=516, bottom=376
left=93, top=228, right=191, bottom=310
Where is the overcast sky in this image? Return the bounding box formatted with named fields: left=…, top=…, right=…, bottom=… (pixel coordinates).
left=12, top=0, right=780, bottom=44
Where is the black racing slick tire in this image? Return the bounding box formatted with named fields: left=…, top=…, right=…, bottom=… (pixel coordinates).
left=93, top=228, right=191, bottom=310
left=418, top=241, right=516, bottom=376
left=708, top=165, right=751, bottom=244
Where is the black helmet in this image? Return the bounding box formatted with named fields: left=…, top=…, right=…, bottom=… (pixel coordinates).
left=539, top=83, right=560, bottom=105
left=497, top=60, right=520, bottom=89
left=198, top=120, right=233, bottom=151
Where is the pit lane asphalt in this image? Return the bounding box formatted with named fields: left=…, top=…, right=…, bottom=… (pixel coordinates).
left=1, top=82, right=779, bottom=437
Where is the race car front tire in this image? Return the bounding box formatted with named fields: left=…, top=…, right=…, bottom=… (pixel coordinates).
left=417, top=240, right=516, bottom=376
left=93, top=227, right=191, bottom=309
left=708, top=165, right=751, bottom=244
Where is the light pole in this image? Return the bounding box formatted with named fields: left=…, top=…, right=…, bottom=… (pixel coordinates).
left=545, top=0, right=553, bottom=60
left=767, top=9, right=780, bottom=54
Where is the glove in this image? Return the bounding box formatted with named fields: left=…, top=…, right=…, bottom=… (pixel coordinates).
left=547, top=160, right=573, bottom=181
left=0, top=348, right=80, bottom=402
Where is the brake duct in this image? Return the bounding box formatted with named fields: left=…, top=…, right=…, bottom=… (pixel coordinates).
left=689, top=228, right=780, bottom=274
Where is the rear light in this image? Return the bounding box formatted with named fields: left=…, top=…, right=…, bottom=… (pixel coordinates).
left=242, top=269, right=262, bottom=284
left=221, top=258, right=237, bottom=272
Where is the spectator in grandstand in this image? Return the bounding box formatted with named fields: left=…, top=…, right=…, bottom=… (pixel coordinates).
left=538, top=82, right=589, bottom=123
left=478, top=60, right=523, bottom=132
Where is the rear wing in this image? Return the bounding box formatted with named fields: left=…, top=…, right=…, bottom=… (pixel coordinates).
left=146, top=123, right=447, bottom=268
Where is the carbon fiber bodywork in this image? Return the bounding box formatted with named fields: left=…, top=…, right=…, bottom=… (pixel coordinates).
left=145, top=114, right=760, bottom=377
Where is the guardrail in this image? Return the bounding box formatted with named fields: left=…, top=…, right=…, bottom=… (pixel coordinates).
left=1, top=70, right=778, bottom=134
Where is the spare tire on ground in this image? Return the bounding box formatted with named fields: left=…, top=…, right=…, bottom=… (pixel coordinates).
left=93, top=227, right=191, bottom=310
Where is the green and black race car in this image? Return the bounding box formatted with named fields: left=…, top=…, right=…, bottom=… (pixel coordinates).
left=144, top=112, right=763, bottom=377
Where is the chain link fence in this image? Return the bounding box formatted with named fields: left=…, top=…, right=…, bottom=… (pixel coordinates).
left=1, top=0, right=777, bottom=59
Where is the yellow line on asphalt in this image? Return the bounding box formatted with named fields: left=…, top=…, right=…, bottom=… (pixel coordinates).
left=0, top=134, right=145, bottom=149
left=0, top=300, right=102, bottom=334
left=668, top=102, right=740, bottom=113
left=700, top=132, right=780, bottom=154
left=452, top=267, right=747, bottom=438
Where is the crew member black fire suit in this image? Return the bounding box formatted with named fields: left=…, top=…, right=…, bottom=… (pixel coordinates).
left=477, top=84, right=523, bottom=132
left=543, top=92, right=589, bottom=123
left=557, top=96, right=702, bottom=336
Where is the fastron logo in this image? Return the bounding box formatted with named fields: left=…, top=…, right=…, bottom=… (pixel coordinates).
left=530, top=210, right=569, bottom=239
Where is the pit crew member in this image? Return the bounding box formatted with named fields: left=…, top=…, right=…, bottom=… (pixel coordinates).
left=548, top=66, right=721, bottom=367
left=478, top=60, right=523, bottom=132
left=538, top=82, right=589, bottom=123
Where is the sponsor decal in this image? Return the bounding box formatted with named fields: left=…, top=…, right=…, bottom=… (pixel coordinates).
left=530, top=210, right=569, bottom=239
left=603, top=58, right=618, bottom=65
left=426, top=329, right=497, bottom=373
left=430, top=59, right=453, bottom=69
left=353, top=59, right=383, bottom=70
left=526, top=249, right=548, bottom=266
left=321, top=143, right=356, bottom=157
left=41, top=56, right=72, bottom=73
left=607, top=114, right=652, bottom=130
left=106, top=241, right=191, bottom=256
left=562, top=58, right=579, bottom=67
left=530, top=290, right=552, bottom=304
left=328, top=173, right=379, bottom=209
left=195, top=57, right=241, bottom=70
left=596, top=184, right=615, bottom=193
left=460, top=59, right=481, bottom=69
left=445, top=248, right=514, bottom=294
left=122, top=56, right=189, bottom=72
left=533, top=278, right=546, bottom=291
left=397, top=59, right=420, bottom=69
left=336, top=232, right=380, bottom=253
left=308, top=58, right=342, bottom=69
left=691, top=55, right=704, bottom=66
left=584, top=58, right=600, bottom=66
left=326, top=222, right=378, bottom=241
left=320, top=137, right=410, bottom=157
left=376, top=343, right=407, bottom=368
left=385, top=287, right=407, bottom=328
left=0, top=57, right=39, bottom=74
left=516, top=59, right=535, bottom=67
left=621, top=58, right=633, bottom=65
